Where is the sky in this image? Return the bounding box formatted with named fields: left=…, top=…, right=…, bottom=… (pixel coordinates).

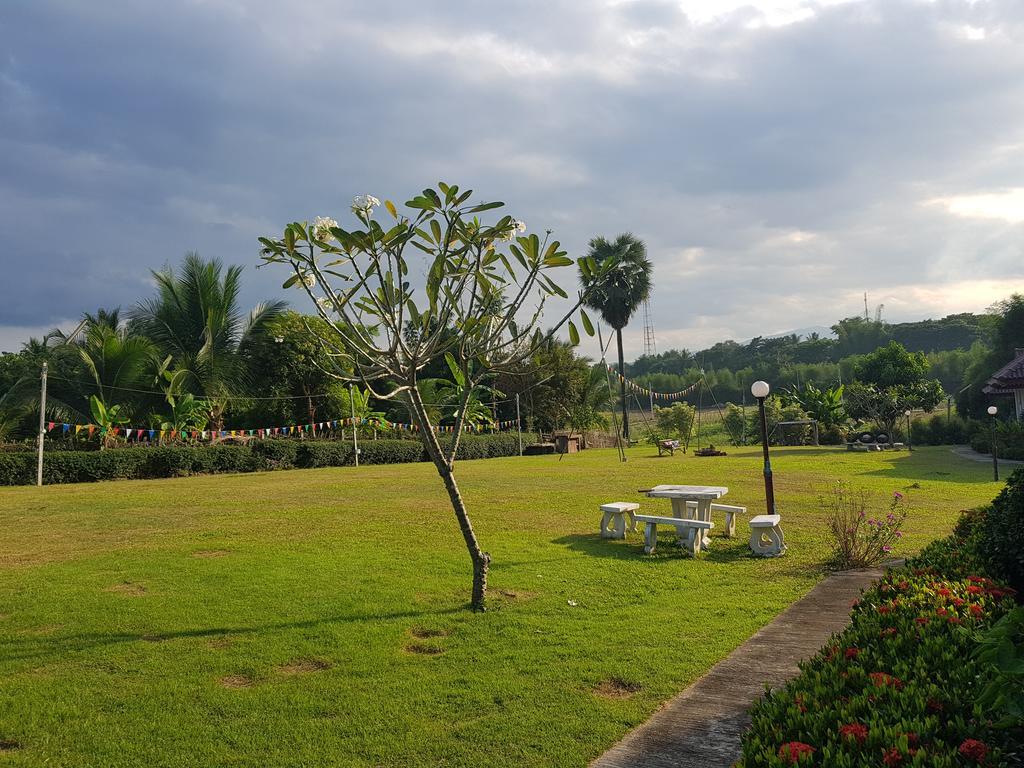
left=2, top=0, right=1024, bottom=360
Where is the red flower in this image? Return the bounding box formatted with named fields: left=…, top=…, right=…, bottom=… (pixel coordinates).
left=967, top=575, right=988, bottom=584
left=970, top=604, right=984, bottom=617
left=897, top=580, right=909, bottom=591
left=905, top=733, right=919, bottom=747
left=947, top=615, right=962, bottom=625
left=839, top=723, right=868, bottom=744
left=880, top=627, right=898, bottom=638
left=926, top=697, right=944, bottom=713
left=778, top=742, right=815, bottom=764
left=958, top=739, right=989, bottom=762
left=869, top=672, right=903, bottom=689
left=936, top=607, right=950, bottom=618
left=845, top=647, right=860, bottom=660
left=936, top=587, right=952, bottom=597
left=952, top=597, right=965, bottom=607
left=882, top=747, right=903, bottom=766
left=877, top=603, right=896, bottom=615
left=915, top=616, right=929, bottom=625
left=967, top=585, right=984, bottom=595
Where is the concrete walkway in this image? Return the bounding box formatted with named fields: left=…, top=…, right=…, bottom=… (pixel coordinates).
left=590, top=568, right=883, bottom=768
left=950, top=445, right=1023, bottom=467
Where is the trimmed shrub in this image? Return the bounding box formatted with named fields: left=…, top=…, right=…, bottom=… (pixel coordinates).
left=252, top=439, right=299, bottom=468
left=0, top=432, right=541, bottom=486
left=979, top=467, right=1024, bottom=594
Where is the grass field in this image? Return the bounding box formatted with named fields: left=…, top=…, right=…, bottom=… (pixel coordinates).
left=0, top=445, right=1004, bottom=767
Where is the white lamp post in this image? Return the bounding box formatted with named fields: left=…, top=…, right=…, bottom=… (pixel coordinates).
left=751, top=381, right=775, bottom=515
left=904, top=409, right=912, bottom=452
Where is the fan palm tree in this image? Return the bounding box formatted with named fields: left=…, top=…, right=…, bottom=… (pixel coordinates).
left=131, top=253, right=286, bottom=428
left=578, top=233, right=652, bottom=440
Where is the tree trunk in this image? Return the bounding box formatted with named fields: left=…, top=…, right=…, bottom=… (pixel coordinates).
left=617, top=327, right=629, bottom=441
left=408, top=388, right=490, bottom=611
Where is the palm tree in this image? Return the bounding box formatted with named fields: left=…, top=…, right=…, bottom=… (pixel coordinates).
left=131, top=252, right=286, bottom=428
left=578, top=233, right=652, bottom=440
left=76, top=321, right=159, bottom=411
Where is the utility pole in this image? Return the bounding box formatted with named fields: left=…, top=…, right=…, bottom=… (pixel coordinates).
left=37, top=362, right=48, bottom=487
left=515, top=393, right=522, bottom=456
left=349, top=383, right=359, bottom=468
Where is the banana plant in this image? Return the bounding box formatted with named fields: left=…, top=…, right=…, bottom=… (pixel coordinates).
left=89, top=395, right=129, bottom=449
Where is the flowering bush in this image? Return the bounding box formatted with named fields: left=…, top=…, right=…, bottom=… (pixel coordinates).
left=823, top=484, right=908, bottom=569
left=735, top=558, right=1018, bottom=766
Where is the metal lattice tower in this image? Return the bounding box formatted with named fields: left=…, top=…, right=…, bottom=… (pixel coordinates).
left=642, top=299, right=657, bottom=357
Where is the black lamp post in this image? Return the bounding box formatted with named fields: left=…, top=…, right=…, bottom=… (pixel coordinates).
left=752, top=380, right=775, bottom=515
left=988, top=405, right=999, bottom=482
left=905, top=409, right=913, bottom=452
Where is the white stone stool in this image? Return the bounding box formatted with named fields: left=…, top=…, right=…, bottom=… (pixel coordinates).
left=600, top=502, right=640, bottom=539
left=749, top=514, right=787, bottom=557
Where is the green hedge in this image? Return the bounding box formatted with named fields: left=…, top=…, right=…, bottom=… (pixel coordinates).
left=0, top=433, right=540, bottom=486
left=979, top=467, right=1024, bottom=594
left=736, top=525, right=1020, bottom=766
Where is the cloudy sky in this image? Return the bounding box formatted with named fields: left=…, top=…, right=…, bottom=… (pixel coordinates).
left=2, top=0, right=1023, bottom=359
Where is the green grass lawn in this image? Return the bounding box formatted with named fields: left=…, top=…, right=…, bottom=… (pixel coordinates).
left=0, top=446, right=1004, bottom=767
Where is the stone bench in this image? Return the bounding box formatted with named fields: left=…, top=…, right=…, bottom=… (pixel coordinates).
left=749, top=514, right=787, bottom=557
left=632, top=513, right=714, bottom=556
left=684, top=500, right=746, bottom=537
left=600, top=502, right=640, bottom=540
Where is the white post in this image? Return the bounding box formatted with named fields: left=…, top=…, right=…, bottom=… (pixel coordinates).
left=515, top=392, right=522, bottom=456
left=349, top=383, right=359, bottom=467
left=37, top=362, right=48, bottom=487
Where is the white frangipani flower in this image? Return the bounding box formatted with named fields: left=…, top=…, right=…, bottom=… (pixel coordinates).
left=316, top=296, right=334, bottom=313
left=498, top=218, right=527, bottom=242
left=301, top=272, right=316, bottom=288
left=313, top=216, right=338, bottom=241
left=351, top=194, right=381, bottom=215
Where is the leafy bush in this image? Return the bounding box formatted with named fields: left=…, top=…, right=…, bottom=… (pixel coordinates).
left=910, top=414, right=969, bottom=446
left=736, top=566, right=1018, bottom=767
left=979, top=467, right=1024, bottom=594
left=823, top=485, right=908, bottom=569
left=0, top=432, right=540, bottom=485
left=251, top=439, right=299, bottom=468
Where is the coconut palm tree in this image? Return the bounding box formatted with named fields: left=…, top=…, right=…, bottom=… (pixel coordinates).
left=578, top=233, right=652, bottom=440
left=131, top=252, right=286, bottom=428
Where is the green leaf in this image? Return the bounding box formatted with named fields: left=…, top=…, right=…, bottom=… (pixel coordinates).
left=580, top=309, right=595, bottom=336
left=444, top=352, right=466, bottom=387
left=543, top=255, right=573, bottom=267
left=466, top=201, right=504, bottom=213
left=568, top=321, right=580, bottom=346
left=430, top=219, right=442, bottom=245
left=282, top=274, right=300, bottom=289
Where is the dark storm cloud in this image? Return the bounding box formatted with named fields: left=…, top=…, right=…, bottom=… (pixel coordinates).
left=2, top=0, right=1023, bottom=354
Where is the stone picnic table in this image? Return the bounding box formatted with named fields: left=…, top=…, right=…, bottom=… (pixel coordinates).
left=638, top=484, right=730, bottom=552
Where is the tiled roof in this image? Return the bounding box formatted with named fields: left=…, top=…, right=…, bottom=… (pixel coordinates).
left=984, top=349, right=1024, bottom=393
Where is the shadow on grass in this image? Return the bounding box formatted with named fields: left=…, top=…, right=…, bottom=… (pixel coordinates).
left=552, top=532, right=756, bottom=565
left=0, top=605, right=462, bottom=664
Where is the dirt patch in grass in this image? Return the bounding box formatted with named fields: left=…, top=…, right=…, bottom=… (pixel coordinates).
left=208, top=637, right=232, bottom=650
left=18, top=624, right=63, bottom=636
left=404, top=642, right=445, bottom=656
left=192, top=549, right=230, bottom=558
left=409, top=626, right=449, bottom=639
left=277, top=658, right=332, bottom=675
left=107, top=582, right=146, bottom=596
left=140, top=634, right=169, bottom=643
left=0, top=739, right=21, bottom=752
left=219, top=675, right=255, bottom=689
left=593, top=677, right=642, bottom=700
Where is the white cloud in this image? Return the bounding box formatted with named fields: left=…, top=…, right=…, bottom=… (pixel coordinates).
left=928, top=189, right=1024, bottom=224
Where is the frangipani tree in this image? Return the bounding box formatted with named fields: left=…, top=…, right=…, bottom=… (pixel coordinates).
left=258, top=184, right=609, bottom=610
